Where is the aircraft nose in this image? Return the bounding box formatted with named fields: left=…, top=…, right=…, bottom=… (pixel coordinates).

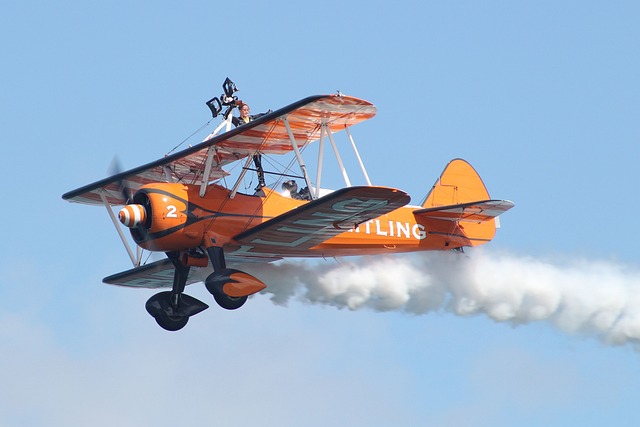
left=118, top=204, right=147, bottom=228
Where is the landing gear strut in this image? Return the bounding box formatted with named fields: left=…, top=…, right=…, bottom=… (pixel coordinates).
left=145, top=252, right=209, bottom=331
left=146, top=246, right=267, bottom=330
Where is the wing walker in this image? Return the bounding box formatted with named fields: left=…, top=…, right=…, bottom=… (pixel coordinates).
left=63, top=78, right=514, bottom=331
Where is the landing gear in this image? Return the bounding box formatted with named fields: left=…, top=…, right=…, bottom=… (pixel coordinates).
left=146, top=291, right=194, bottom=331
left=205, top=268, right=248, bottom=310
left=204, top=246, right=266, bottom=310
left=146, top=246, right=267, bottom=330
left=145, top=252, right=209, bottom=331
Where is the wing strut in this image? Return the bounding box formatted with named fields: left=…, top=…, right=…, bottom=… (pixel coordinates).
left=199, top=146, right=217, bottom=197
left=229, top=155, right=255, bottom=199
left=325, top=123, right=352, bottom=187
left=314, top=123, right=326, bottom=199
left=98, top=190, right=141, bottom=267
left=283, top=116, right=315, bottom=199
left=345, top=126, right=372, bottom=186
left=200, top=115, right=234, bottom=197
left=162, top=166, right=176, bottom=183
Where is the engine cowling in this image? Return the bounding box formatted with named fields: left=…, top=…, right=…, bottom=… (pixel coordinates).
left=120, top=183, right=203, bottom=252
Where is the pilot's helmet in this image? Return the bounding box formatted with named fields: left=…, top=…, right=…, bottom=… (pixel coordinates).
left=282, top=180, right=298, bottom=192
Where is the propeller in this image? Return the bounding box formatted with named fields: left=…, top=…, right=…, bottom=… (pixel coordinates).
left=109, top=156, right=133, bottom=204
left=109, top=156, right=148, bottom=229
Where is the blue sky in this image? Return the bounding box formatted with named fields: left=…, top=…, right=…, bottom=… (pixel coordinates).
left=3, top=1, right=640, bottom=426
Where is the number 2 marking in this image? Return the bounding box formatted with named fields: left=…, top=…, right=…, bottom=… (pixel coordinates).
left=167, top=205, right=178, bottom=218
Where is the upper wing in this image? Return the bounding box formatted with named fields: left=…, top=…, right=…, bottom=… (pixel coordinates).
left=212, top=94, right=376, bottom=156
left=413, top=200, right=515, bottom=223
left=231, top=186, right=410, bottom=257
left=63, top=94, right=376, bottom=206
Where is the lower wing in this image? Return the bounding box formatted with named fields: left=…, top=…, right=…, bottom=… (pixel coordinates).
left=231, top=186, right=410, bottom=257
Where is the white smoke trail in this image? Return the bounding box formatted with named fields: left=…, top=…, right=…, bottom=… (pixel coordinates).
left=245, top=250, right=640, bottom=347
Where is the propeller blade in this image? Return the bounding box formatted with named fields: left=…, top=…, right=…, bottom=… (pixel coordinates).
left=109, top=156, right=134, bottom=204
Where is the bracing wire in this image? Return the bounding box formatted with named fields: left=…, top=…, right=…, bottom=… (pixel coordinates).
left=165, top=118, right=213, bottom=157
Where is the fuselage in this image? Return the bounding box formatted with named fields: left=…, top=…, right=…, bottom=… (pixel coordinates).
left=127, top=182, right=494, bottom=258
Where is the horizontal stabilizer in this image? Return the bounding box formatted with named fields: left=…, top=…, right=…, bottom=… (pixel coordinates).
left=413, top=200, right=514, bottom=223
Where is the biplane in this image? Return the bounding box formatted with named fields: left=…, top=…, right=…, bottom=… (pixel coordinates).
left=62, top=79, right=514, bottom=331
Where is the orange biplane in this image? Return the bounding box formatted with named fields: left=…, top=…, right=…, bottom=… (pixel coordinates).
left=63, top=79, right=514, bottom=331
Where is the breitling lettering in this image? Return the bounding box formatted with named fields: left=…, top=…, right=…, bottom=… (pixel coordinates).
left=249, top=197, right=394, bottom=248
left=349, top=220, right=426, bottom=240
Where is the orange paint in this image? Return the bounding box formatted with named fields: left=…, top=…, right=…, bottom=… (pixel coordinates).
left=126, top=169, right=502, bottom=259
left=118, top=204, right=146, bottom=228
left=62, top=91, right=514, bottom=330
left=222, top=271, right=268, bottom=297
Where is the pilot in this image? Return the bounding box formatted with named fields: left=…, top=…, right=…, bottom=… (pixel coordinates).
left=232, top=102, right=271, bottom=193
left=282, top=180, right=300, bottom=199
left=282, top=180, right=311, bottom=201
left=297, top=186, right=311, bottom=200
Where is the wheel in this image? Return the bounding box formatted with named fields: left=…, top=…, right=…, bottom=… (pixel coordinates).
left=212, top=292, right=248, bottom=310
left=154, top=311, right=189, bottom=331
left=145, top=291, right=195, bottom=331
left=205, top=269, right=250, bottom=310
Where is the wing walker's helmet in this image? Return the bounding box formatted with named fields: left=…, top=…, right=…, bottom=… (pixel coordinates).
left=282, top=180, right=298, bottom=193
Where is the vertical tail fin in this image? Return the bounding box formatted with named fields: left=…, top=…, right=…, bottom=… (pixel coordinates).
left=421, top=158, right=491, bottom=208
left=417, top=159, right=513, bottom=247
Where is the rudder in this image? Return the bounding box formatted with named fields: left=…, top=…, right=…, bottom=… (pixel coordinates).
left=421, top=158, right=491, bottom=208
left=418, top=159, right=502, bottom=247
